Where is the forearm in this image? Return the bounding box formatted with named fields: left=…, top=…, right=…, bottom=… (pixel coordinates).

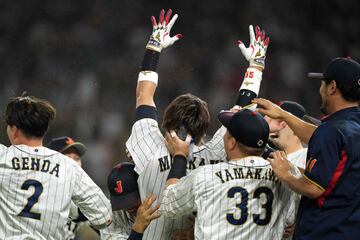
left=281, top=173, right=323, bottom=198
left=128, top=229, right=143, bottom=240
left=136, top=50, right=160, bottom=108
left=166, top=155, right=187, bottom=187
left=282, top=111, right=317, bottom=144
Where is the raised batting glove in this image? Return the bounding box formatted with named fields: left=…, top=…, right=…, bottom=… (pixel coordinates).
left=238, top=25, right=270, bottom=70
left=146, top=9, right=182, bottom=52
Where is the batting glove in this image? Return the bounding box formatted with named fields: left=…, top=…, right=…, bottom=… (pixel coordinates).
left=238, top=25, right=270, bottom=70
left=146, top=9, right=183, bottom=52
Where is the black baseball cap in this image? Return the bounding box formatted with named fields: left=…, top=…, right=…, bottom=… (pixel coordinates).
left=308, top=57, right=360, bottom=88
left=107, top=162, right=140, bottom=211
left=278, top=101, right=321, bottom=126
left=47, top=136, right=86, bottom=156
left=218, top=109, right=269, bottom=149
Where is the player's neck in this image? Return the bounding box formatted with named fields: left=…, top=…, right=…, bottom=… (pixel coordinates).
left=12, top=136, right=43, bottom=147
left=284, top=138, right=303, bottom=155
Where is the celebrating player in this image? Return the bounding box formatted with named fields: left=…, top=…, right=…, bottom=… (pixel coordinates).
left=100, top=162, right=160, bottom=240
left=253, top=57, right=360, bottom=239
left=161, top=109, right=297, bottom=239
left=125, top=8, right=270, bottom=239
left=0, top=94, right=112, bottom=239
left=47, top=136, right=98, bottom=240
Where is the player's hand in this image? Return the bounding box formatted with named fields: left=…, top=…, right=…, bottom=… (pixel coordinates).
left=252, top=98, right=286, bottom=119
left=283, top=224, right=295, bottom=239
left=146, top=9, right=182, bottom=52
left=238, top=25, right=269, bottom=70
left=132, top=194, right=161, bottom=233
left=267, top=151, right=291, bottom=181
left=165, top=130, right=192, bottom=158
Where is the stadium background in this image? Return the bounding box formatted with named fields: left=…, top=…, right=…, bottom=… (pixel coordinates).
left=0, top=0, right=359, bottom=238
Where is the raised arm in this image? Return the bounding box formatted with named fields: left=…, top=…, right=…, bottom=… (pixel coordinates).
left=136, top=9, right=182, bottom=108
left=236, top=25, right=269, bottom=109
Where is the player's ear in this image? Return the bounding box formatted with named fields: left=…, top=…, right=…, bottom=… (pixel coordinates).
left=279, top=120, right=287, bottom=130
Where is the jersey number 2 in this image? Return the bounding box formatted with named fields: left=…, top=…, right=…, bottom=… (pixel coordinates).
left=227, top=186, right=273, bottom=226
left=18, top=179, right=43, bottom=220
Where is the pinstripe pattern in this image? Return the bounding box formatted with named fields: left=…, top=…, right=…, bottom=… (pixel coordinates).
left=161, top=157, right=297, bottom=240
left=282, top=148, right=307, bottom=240
left=0, top=144, right=112, bottom=240
left=125, top=118, right=226, bottom=240
left=100, top=210, right=136, bottom=239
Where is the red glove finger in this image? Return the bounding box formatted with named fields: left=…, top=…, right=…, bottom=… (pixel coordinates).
left=264, top=37, right=270, bottom=46
left=165, top=9, right=172, bottom=25
left=159, top=9, right=165, bottom=25
left=151, top=16, right=158, bottom=28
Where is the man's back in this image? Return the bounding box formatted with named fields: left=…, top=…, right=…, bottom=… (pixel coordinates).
left=0, top=144, right=111, bottom=240
left=126, top=118, right=226, bottom=239
left=162, top=156, right=296, bottom=240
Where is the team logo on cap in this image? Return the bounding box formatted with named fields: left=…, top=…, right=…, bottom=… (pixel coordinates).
left=114, top=180, right=123, bottom=194
left=257, top=140, right=264, bottom=146
left=66, top=137, right=74, bottom=145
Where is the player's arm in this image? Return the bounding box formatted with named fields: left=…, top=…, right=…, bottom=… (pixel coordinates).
left=135, top=9, right=182, bottom=112
left=268, top=151, right=324, bottom=198
left=72, top=167, right=112, bottom=230
left=164, top=130, right=192, bottom=186
left=253, top=98, right=317, bottom=144
left=204, top=26, right=270, bottom=160
left=235, top=25, right=269, bottom=110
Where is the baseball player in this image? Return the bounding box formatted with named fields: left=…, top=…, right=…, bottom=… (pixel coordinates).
left=125, top=8, right=270, bottom=239
left=47, top=136, right=98, bottom=240
left=264, top=101, right=320, bottom=239
left=0, top=95, right=112, bottom=239
left=100, top=162, right=160, bottom=240
left=161, top=109, right=297, bottom=240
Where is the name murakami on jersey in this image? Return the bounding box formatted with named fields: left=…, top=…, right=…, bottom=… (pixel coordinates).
left=11, top=157, right=60, bottom=177
left=158, top=155, right=222, bottom=172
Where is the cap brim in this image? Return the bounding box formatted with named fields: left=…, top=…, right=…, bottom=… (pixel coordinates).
left=61, top=143, right=86, bottom=156
left=307, top=72, right=325, bottom=79
left=110, top=191, right=140, bottom=211
left=217, top=111, right=235, bottom=128
left=302, top=115, right=321, bottom=126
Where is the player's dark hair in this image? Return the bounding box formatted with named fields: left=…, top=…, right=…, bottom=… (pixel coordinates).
left=325, top=79, right=360, bottom=102
left=236, top=141, right=265, bottom=156
left=5, top=94, right=56, bottom=138
left=162, top=93, right=210, bottom=145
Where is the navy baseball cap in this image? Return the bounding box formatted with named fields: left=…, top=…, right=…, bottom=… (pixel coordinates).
left=107, top=162, right=140, bottom=211
left=308, top=57, right=360, bottom=88
left=278, top=101, right=321, bottom=126
left=47, top=136, right=86, bottom=156
left=218, top=109, right=269, bottom=149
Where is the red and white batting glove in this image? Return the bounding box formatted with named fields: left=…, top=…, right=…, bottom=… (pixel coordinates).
left=238, top=25, right=270, bottom=70
left=146, top=9, right=183, bottom=52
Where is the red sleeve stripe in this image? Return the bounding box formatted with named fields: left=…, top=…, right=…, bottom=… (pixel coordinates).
left=317, top=150, right=347, bottom=207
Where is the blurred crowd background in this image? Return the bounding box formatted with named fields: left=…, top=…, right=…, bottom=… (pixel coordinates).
left=0, top=0, right=359, bottom=238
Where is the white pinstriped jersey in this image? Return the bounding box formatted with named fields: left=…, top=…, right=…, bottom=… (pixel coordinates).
left=161, top=156, right=297, bottom=240
left=125, top=118, right=226, bottom=240
left=64, top=202, right=90, bottom=240
left=282, top=147, right=307, bottom=240
left=100, top=210, right=136, bottom=239
left=0, top=144, right=112, bottom=240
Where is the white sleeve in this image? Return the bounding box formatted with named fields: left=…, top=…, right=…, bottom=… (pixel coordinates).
left=72, top=166, right=112, bottom=229
left=69, top=201, right=79, bottom=220
left=100, top=211, right=133, bottom=240
left=203, top=126, right=227, bottom=162
left=160, top=170, right=198, bottom=219
left=125, top=118, right=164, bottom=174
left=0, top=144, right=7, bottom=153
